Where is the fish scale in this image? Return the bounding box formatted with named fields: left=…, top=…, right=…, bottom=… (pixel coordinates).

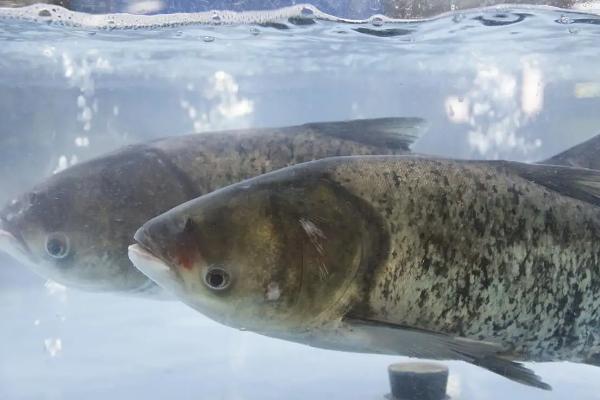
left=150, top=129, right=403, bottom=195
left=329, top=158, right=600, bottom=362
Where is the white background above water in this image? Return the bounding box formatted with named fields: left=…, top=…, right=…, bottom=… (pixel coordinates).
left=1, top=4, right=600, bottom=399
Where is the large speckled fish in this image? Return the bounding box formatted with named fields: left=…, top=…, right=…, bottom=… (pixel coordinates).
left=129, top=134, right=600, bottom=389
left=0, top=118, right=425, bottom=297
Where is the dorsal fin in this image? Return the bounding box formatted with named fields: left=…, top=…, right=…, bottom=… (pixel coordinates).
left=540, top=133, right=600, bottom=170
left=302, top=117, right=428, bottom=151
left=496, top=161, right=600, bottom=208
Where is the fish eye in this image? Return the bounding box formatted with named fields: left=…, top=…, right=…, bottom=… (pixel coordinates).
left=204, top=267, right=230, bottom=290
left=45, top=232, right=70, bottom=259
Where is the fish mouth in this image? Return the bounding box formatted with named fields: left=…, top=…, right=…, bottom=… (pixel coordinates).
left=0, top=227, right=34, bottom=267
left=128, top=243, right=182, bottom=293
left=131, top=225, right=175, bottom=271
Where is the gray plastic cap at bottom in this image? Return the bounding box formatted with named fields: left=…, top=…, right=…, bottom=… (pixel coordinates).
left=388, top=362, right=449, bottom=400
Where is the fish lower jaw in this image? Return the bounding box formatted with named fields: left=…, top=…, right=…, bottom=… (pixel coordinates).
left=0, top=228, right=36, bottom=268
left=128, top=244, right=182, bottom=293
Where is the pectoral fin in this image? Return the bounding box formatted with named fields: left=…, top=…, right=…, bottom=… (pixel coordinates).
left=342, top=315, right=551, bottom=390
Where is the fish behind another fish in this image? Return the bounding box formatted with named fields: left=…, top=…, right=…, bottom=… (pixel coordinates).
left=0, top=118, right=425, bottom=297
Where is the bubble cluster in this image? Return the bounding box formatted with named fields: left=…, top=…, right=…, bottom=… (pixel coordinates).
left=179, top=71, right=253, bottom=132
left=0, top=3, right=329, bottom=30
left=445, top=61, right=545, bottom=157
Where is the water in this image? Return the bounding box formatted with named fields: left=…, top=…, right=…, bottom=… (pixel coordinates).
left=1, top=2, right=600, bottom=399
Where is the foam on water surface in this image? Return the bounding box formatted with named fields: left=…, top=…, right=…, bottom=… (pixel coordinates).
left=0, top=3, right=373, bottom=29
left=0, top=2, right=599, bottom=30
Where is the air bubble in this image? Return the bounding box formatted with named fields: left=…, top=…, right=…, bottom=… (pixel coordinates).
left=250, top=27, right=260, bottom=36
left=38, top=9, right=51, bottom=17
left=202, top=36, right=215, bottom=42
left=301, top=7, right=314, bottom=16
left=211, top=13, right=222, bottom=24
left=452, top=13, right=465, bottom=23
left=75, top=137, right=90, bottom=147
left=44, top=338, right=62, bottom=357
left=81, top=107, right=92, bottom=121
left=371, top=16, right=384, bottom=27
left=568, top=27, right=579, bottom=34
left=557, top=15, right=572, bottom=24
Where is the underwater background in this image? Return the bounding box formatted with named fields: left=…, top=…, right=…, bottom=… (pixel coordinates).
left=1, top=1, right=600, bottom=399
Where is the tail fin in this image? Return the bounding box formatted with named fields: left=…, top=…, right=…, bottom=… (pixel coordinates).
left=540, top=133, right=600, bottom=170
left=302, top=117, right=428, bottom=151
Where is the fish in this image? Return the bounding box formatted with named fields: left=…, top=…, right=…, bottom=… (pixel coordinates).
left=129, top=133, right=600, bottom=389
left=0, top=117, right=425, bottom=297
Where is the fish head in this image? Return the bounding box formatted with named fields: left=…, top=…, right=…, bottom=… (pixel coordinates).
left=130, top=168, right=387, bottom=334
left=0, top=148, right=188, bottom=294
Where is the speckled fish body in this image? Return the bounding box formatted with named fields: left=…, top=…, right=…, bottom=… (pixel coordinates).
left=0, top=118, right=424, bottom=296
left=318, top=157, right=600, bottom=362
left=130, top=150, right=600, bottom=388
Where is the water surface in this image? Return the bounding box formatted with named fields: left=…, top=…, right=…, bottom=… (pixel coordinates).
left=1, top=3, right=600, bottom=399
